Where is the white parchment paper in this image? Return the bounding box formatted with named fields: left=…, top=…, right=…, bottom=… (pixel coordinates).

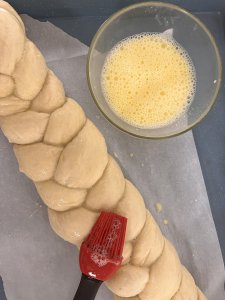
left=0, top=15, right=224, bottom=300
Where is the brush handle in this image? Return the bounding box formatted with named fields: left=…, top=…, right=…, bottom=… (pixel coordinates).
left=73, top=274, right=103, bottom=300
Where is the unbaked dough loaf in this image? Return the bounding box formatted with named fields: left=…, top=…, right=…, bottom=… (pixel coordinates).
left=0, top=2, right=208, bottom=299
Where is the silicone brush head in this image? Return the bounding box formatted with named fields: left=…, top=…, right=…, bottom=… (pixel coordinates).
left=79, top=211, right=127, bottom=281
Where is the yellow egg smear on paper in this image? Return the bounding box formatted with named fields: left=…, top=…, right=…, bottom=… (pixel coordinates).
left=101, top=33, right=196, bottom=128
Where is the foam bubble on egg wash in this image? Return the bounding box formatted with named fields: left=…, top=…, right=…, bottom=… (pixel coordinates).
left=101, top=32, right=196, bottom=128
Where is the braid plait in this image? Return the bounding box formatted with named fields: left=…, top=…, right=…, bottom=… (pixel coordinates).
left=0, top=2, right=206, bottom=300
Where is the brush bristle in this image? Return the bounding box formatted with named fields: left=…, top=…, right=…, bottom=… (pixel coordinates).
left=85, top=211, right=127, bottom=259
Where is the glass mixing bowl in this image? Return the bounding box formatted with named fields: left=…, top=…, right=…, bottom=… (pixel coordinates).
left=87, top=2, right=222, bottom=139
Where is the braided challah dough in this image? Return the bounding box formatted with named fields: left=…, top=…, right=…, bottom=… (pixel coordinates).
left=0, top=2, right=207, bottom=299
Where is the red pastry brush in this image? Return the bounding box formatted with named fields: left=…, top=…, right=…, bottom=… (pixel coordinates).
left=73, top=211, right=127, bottom=300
